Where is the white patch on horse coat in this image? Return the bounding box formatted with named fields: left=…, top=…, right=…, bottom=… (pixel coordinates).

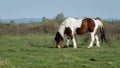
left=58, top=17, right=82, bottom=38
left=58, top=24, right=66, bottom=38
left=95, top=19, right=104, bottom=29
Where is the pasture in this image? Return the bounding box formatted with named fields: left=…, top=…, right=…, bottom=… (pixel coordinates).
left=0, top=34, right=120, bottom=68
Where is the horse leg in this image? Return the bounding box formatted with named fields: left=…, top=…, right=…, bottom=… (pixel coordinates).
left=88, top=32, right=95, bottom=48
left=66, top=38, right=70, bottom=46
left=72, top=38, right=77, bottom=48
left=95, top=35, right=100, bottom=48
left=72, top=34, right=77, bottom=48
left=64, top=37, right=70, bottom=48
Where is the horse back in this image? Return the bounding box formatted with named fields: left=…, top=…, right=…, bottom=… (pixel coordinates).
left=76, top=18, right=95, bottom=34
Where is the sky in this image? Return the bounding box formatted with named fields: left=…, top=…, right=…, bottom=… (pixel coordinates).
left=0, top=0, right=120, bottom=19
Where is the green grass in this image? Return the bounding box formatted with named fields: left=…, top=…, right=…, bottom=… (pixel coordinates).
left=0, top=34, right=120, bottom=68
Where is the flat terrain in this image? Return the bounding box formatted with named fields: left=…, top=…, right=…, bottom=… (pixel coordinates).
left=0, top=34, right=120, bottom=68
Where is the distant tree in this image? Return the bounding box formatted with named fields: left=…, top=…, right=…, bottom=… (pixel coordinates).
left=9, top=20, right=16, bottom=24
left=55, top=13, right=66, bottom=24
left=42, top=17, right=47, bottom=22
left=30, top=21, right=39, bottom=24
left=95, top=17, right=102, bottom=20
left=8, top=20, right=17, bottom=27
left=42, top=17, right=51, bottom=23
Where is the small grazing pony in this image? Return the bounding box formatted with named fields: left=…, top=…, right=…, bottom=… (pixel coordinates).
left=54, top=17, right=107, bottom=48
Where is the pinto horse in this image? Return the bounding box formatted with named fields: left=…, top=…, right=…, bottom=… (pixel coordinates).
left=54, top=17, right=107, bottom=48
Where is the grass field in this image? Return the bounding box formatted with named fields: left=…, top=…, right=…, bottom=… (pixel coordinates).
left=0, top=34, right=120, bottom=68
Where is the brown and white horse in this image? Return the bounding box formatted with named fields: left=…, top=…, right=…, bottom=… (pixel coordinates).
left=54, top=17, right=107, bottom=48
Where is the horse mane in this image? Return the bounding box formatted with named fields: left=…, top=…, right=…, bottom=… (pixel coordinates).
left=58, top=21, right=66, bottom=38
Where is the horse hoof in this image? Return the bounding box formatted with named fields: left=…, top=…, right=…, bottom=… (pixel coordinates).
left=73, top=47, right=77, bottom=48
left=87, top=46, right=93, bottom=48
left=57, top=46, right=62, bottom=49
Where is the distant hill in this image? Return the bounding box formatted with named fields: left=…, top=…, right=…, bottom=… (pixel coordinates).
left=0, top=18, right=120, bottom=23
left=104, top=18, right=120, bottom=21
left=0, top=18, right=42, bottom=23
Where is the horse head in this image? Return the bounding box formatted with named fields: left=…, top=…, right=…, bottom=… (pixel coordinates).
left=54, top=32, right=64, bottom=48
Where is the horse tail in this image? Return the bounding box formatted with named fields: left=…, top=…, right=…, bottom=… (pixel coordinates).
left=100, top=27, right=108, bottom=44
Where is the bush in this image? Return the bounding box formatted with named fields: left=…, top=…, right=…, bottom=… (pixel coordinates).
left=0, top=22, right=59, bottom=35
left=0, top=19, right=120, bottom=42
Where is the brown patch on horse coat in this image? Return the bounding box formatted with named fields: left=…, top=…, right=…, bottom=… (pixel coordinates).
left=76, top=18, right=95, bottom=34
left=64, top=27, right=73, bottom=39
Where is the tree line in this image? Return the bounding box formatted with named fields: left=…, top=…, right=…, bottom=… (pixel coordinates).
left=0, top=13, right=120, bottom=41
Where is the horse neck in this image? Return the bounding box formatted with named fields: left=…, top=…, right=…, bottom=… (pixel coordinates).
left=58, top=24, right=65, bottom=38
